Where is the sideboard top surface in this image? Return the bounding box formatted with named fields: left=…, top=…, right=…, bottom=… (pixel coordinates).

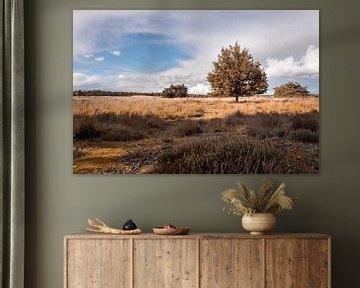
left=64, top=232, right=330, bottom=240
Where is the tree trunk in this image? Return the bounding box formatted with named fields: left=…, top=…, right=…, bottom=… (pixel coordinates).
left=235, top=95, right=239, bottom=102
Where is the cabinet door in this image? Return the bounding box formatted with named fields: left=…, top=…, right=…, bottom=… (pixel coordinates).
left=200, top=239, right=264, bottom=288
left=66, top=239, right=131, bottom=288
left=309, top=239, right=330, bottom=288
left=134, top=239, right=198, bottom=288
left=266, top=239, right=309, bottom=287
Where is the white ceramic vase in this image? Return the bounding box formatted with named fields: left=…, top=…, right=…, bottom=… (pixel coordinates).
left=242, top=213, right=276, bottom=235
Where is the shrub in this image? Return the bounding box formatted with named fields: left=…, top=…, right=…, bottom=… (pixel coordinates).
left=100, top=125, right=145, bottom=142
left=156, top=134, right=286, bottom=174
left=218, top=111, right=319, bottom=143
left=290, top=129, right=319, bottom=143
left=224, top=111, right=246, bottom=126
left=73, top=115, right=101, bottom=140
left=95, top=112, right=163, bottom=129
left=175, top=120, right=202, bottom=137
left=162, top=84, right=188, bottom=98
left=74, top=112, right=164, bottom=142
left=241, top=112, right=289, bottom=139
left=290, top=112, right=319, bottom=131
left=274, top=82, right=310, bottom=97
left=74, top=123, right=100, bottom=140
left=246, top=125, right=288, bottom=139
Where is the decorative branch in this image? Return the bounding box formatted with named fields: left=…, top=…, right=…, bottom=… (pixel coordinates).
left=222, top=179, right=294, bottom=216
left=86, top=218, right=142, bottom=235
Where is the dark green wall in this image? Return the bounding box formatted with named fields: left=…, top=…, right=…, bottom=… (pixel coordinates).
left=25, top=0, right=360, bottom=287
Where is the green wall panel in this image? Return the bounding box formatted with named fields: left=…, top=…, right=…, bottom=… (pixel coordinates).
left=24, top=0, right=360, bottom=287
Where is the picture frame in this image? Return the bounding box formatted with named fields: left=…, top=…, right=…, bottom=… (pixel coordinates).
left=73, top=10, right=319, bottom=175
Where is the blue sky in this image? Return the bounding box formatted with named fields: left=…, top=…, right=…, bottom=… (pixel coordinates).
left=73, top=10, right=319, bottom=94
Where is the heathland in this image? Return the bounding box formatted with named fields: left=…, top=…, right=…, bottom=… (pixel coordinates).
left=73, top=95, right=319, bottom=174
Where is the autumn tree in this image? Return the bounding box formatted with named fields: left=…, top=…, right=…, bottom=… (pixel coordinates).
left=162, top=84, right=188, bottom=98
left=207, top=42, right=268, bottom=102
left=274, top=82, right=310, bottom=97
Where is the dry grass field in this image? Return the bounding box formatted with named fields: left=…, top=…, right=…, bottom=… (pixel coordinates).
left=73, top=95, right=319, bottom=174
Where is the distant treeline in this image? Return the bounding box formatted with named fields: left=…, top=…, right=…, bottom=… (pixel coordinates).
left=73, top=90, right=162, bottom=97
left=73, top=89, right=208, bottom=97
left=73, top=89, right=318, bottom=98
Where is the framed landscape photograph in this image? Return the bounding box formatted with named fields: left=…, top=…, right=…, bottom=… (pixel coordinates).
left=73, top=10, right=319, bottom=174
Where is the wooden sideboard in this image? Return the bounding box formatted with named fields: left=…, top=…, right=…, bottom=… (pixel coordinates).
left=64, top=233, right=330, bottom=288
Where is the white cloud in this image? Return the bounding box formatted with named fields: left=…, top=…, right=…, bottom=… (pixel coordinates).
left=73, top=72, right=116, bottom=89
left=83, top=53, right=94, bottom=58
left=117, top=73, right=125, bottom=79
left=110, top=50, right=121, bottom=56
left=94, top=56, right=104, bottom=62
left=189, top=83, right=211, bottom=94
left=265, top=45, right=319, bottom=78
left=73, top=73, right=99, bottom=86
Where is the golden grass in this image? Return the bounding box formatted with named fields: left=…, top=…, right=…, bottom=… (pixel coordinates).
left=73, top=95, right=319, bottom=120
